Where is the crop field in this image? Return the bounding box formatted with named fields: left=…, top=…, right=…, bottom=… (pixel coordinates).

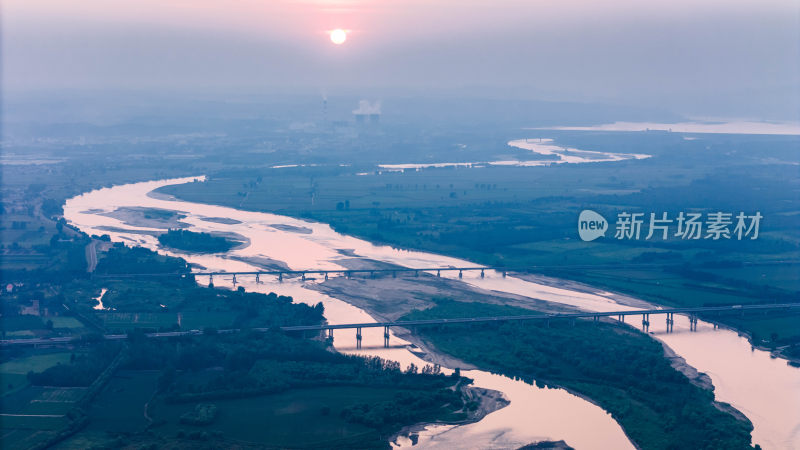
left=1, top=352, right=75, bottom=396
left=1, top=382, right=82, bottom=450
left=81, top=370, right=159, bottom=434
left=0, top=418, right=69, bottom=450
left=1, top=316, right=46, bottom=333
left=47, top=317, right=85, bottom=331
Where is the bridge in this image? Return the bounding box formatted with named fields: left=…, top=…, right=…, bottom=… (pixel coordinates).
left=91, top=260, right=798, bottom=283
left=4, top=303, right=798, bottom=349
left=96, top=266, right=523, bottom=282
left=280, top=302, right=800, bottom=348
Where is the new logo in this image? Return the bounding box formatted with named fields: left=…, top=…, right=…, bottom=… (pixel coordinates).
left=578, top=210, right=607, bottom=241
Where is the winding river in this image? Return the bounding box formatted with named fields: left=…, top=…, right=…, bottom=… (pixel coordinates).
left=64, top=177, right=800, bottom=449
left=377, top=138, right=650, bottom=171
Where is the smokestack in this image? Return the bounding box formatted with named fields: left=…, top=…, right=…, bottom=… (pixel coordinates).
left=321, top=91, right=328, bottom=122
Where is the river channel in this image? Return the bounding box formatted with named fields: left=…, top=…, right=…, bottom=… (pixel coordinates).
left=64, top=177, right=800, bottom=449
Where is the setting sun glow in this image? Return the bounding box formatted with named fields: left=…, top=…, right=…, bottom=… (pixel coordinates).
left=330, top=29, right=347, bottom=45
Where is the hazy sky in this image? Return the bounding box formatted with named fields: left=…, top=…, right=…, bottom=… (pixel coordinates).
left=3, top=0, right=799, bottom=119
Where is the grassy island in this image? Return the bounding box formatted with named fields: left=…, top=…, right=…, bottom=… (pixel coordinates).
left=157, top=228, right=237, bottom=253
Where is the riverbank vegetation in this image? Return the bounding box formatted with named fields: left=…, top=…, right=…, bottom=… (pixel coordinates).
left=403, top=298, right=754, bottom=450
left=10, top=329, right=471, bottom=449
left=1, top=234, right=472, bottom=449
left=157, top=228, right=238, bottom=253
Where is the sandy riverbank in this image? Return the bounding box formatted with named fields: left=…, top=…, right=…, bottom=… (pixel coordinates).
left=99, top=206, right=190, bottom=229
left=308, top=259, right=578, bottom=322
left=390, top=383, right=511, bottom=447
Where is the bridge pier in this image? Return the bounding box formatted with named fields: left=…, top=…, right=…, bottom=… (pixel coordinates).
left=666, top=313, right=674, bottom=332
left=208, top=274, right=213, bottom=286
left=356, top=327, right=362, bottom=349
left=301, top=273, right=306, bottom=281
left=480, top=269, right=485, bottom=278
left=232, top=274, right=237, bottom=285
left=278, top=273, right=283, bottom=282
left=327, top=328, right=334, bottom=343
left=384, top=326, right=390, bottom=348
left=415, top=270, right=419, bottom=277
left=324, top=272, right=328, bottom=280
left=618, top=314, right=625, bottom=323
left=642, top=313, right=650, bottom=332
left=346, top=271, right=351, bottom=279
left=437, top=270, right=441, bottom=277
left=689, top=315, right=698, bottom=332
left=370, top=271, right=375, bottom=279
left=255, top=273, right=260, bottom=283
left=593, top=315, right=599, bottom=325
left=458, top=270, right=463, bottom=279
left=502, top=271, right=507, bottom=278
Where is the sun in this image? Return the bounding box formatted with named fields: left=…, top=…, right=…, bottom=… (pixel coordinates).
left=330, top=29, right=347, bottom=45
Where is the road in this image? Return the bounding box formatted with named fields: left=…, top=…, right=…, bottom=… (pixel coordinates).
left=85, top=240, right=98, bottom=273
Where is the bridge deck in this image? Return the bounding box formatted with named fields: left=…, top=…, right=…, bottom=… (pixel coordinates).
left=3, top=303, right=798, bottom=347
left=279, top=303, right=800, bottom=331
left=89, top=260, right=799, bottom=278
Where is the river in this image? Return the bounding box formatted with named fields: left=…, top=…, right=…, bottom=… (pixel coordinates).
left=376, top=138, right=650, bottom=172
left=63, top=177, right=800, bottom=449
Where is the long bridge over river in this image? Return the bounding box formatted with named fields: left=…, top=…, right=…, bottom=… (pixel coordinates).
left=283, top=302, right=800, bottom=348
left=4, top=303, right=798, bottom=349
left=94, top=265, right=560, bottom=282
left=92, top=260, right=798, bottom=283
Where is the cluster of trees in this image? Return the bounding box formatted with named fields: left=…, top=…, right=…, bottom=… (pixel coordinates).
left=122, top=329, right=467, bottom=427
left=341, top=388, right=465, bottom=430
left=785, top=344, right=800, bottom=362
left=2, top=232, right=89, bottom=284
left=179, top=403, right=218, bottom=425
left=157, top=229, right=236, bottom=253
left=41, top=198, right=64, bottom=217
left=99, top=283, right=324, bottom=326
left=96, top=244, right=191, bottom=275
left=88, top=245, right=323, bottom=333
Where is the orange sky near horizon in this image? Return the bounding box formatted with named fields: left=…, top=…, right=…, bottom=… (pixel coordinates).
left=3, top=0, right=797, bottom=119
left=7, top=0, right=796, bottom=45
